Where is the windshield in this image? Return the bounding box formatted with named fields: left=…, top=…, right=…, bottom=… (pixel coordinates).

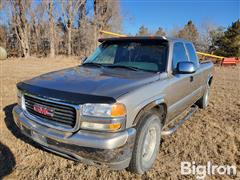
left=84, top=41, right=168, bottom=72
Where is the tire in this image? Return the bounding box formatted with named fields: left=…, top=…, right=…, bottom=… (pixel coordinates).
left=128, top=110, right=162, bottom=174
left=196, top=85, right=210, bottom=109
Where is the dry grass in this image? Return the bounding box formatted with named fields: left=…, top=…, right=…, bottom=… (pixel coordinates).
left=0, top=58, right=239, bottom=179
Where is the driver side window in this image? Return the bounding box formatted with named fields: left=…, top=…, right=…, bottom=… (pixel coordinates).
left=172, top=42, right=188, bottom=71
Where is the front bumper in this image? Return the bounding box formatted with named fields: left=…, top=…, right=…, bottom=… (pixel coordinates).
left=13, top=105, right=136, bottom=169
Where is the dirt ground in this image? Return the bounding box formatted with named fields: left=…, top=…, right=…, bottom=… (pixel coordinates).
left=0, top=57, right=239, bottom=180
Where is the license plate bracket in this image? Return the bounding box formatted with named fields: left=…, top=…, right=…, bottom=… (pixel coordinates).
left=31, top=131, right=47, bottom=145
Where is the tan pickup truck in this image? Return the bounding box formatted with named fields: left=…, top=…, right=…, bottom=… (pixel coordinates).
left=13, top=36, right=213, bottom=174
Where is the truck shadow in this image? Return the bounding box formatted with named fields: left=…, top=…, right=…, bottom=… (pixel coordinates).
left=3, top=104, right=43, bottom=151
left=0, top=142, right=16, bottom=179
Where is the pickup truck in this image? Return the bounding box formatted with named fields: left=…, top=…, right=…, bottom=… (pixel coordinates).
left=13, top=36, right=213, bottom=174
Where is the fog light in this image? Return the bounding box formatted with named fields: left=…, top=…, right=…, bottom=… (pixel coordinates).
left=81, top=122, right=121, bottom=131
left=108, top=123, right=121, bottom=130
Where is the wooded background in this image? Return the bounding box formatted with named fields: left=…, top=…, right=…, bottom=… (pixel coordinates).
left=0, top=0, right=239, bottom=58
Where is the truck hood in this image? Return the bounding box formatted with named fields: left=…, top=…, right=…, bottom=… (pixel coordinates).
left=19, top=66, right=159, bottom=103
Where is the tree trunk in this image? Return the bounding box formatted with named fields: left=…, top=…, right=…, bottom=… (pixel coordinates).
left=21, top=29, right=30, bottom=58
left=49, top=36, right=55, bottom=57
left=24, top=38, right=30, bottom=58
left=48, top=0, right=55, bottom=58
left=67, top=28, right=71, bottom=56
left=67, top=0, right=73, bottom=56
left=78, top=0, right=86, bottom=28
left=93, top=23, right=98, bottom=49
left=12, top=1, right=30, bottom=58
left=23, top=47, right=30, bottom=58
left=15, top=26, right=30, bottom=58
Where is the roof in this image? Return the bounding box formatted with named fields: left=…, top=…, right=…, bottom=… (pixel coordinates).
left=98, top=36, right=191, bottom=43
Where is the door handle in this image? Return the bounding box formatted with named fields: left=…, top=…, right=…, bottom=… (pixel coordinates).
left=190, top=76, right=194, bottom=82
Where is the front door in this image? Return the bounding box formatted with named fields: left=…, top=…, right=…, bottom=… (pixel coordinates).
left=167, top=42, right=193, bottom=120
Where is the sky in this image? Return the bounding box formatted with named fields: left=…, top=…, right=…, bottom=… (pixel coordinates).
left=120, top=0, right=240, bottom=35
left=0, top=0, right=239, bottom=35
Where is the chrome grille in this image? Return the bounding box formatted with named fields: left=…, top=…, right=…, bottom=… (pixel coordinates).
left=24, top=94, right=77, bottom=128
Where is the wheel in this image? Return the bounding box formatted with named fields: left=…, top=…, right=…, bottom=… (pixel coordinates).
left=196, top=85, right=210, bottom=109
left=128, top=110, right=162, bottom=174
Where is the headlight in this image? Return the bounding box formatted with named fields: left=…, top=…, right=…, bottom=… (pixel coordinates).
left=82, top=103, right=126, bottom=117
left=81, top=103, right=126, bottom=131
left=17, top=89, right=22, bottom=106
left=21, top=95, right=26, bottom=110
left=17, top=89, right=26, bottom=110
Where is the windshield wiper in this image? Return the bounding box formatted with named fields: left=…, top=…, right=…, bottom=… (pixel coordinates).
left=81, top=62, right=103, bottom=68
left=82, top=63, right=157, bottom=73
left=105, top=64, right=139, bottom=71
left=106, top=64, right=157, bottom=73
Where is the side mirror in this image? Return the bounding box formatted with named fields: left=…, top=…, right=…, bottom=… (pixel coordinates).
left=177, top=61, right=196, bottom=74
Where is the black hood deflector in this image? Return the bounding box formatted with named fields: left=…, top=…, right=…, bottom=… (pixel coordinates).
left=17, top=82, right=116, bottom=105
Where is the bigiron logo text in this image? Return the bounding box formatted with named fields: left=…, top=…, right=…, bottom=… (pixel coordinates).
left=181, top=161, right=236, bottom=179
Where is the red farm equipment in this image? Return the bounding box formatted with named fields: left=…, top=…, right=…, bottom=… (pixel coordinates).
left=221, top=57, right=239, bottom=66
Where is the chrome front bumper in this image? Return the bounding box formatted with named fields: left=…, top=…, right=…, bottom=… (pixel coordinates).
left=13, top=105, right=136, bottom=169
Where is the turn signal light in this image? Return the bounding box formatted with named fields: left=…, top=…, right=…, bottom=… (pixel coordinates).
left=111, top=103, right=126, bottom=117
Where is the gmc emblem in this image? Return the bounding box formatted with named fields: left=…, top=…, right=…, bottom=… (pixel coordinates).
left=33, top=104, right=54, bottom=117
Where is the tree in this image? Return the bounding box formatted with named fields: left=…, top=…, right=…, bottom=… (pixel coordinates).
left=28, top=1, right=45, bottom=56
left=94, top=0, right=121, bottom=30
left=93, top=0, right=121, bottom=48
left=9, top=0, right=31, bottom=58
left=176, top=20, right=200, bottom=48
left=198, top=21, right=217, bottom=52
left=207, top=27, right=225, bottom=54
left=61, top=0, right=83, bottom=56
left=46, top=0, right=55, bottom=57
left=104, top=0, right=122, bottom=32
left=154, top=27, right=166, bottom=36
left=0, top=0, right=3, bottom=10
left=1, top=0, right=122, bottom=58
left=137, top=25, right=149, bottom=36
left=0, top=25, right=7, bottom=48
left=78, top=0, right=86, bottom=28
left=211, top=20, right=240, bottom=57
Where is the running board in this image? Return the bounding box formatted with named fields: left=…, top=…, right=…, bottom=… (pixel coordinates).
left=161, top=105, right=198, bottom=136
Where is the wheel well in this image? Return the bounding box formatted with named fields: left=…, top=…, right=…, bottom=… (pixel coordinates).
left=208, top=76, right=213, bottom=86
left=152, top=104, right=167, bottom=125
left=133, top=103, right=167, bottom=127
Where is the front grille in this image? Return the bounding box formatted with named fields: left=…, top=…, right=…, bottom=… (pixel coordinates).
left=24, top=95, right=77, bottom=128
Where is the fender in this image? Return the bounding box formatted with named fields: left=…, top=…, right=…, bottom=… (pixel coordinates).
left=132, top=98, right=167, bottom=126
left=208, top=75, right=213, bottom=86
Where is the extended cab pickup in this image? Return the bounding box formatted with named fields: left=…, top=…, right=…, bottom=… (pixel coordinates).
left=13, top=37, right=213, bottom=174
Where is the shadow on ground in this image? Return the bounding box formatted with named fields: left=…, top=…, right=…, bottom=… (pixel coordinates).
left=3, top=104, right=43, bottom=151
left=3, top=103, right=76, bottom=162
left=0, top=142, right=16, bottom=179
